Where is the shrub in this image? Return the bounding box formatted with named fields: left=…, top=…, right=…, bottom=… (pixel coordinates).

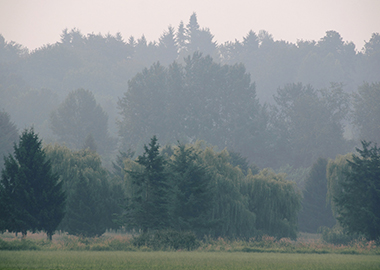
left=132, top=229, right=200, bottom=250
left=0, top=239, right=40, bottom=250
left=320, top=226, right=361, bottom=245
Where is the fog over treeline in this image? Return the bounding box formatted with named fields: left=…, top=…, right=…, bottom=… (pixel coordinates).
left=1, top=12, right=380, bottom=238
left=1, top=12, right=379, bottom=165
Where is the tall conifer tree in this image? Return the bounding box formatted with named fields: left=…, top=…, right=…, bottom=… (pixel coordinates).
left=0, top=128, right=65, bottom=240
left=124, top=136, right=170, bottom=232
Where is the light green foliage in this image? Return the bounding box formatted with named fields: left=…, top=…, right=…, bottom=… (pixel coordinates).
left=122, top=138, right=303, bottom=239
left=199, top=146, right=256, bottom=238
left=245, top=169, right=302, bottom=239
left=326, top=153, right=353, bottom=217
left=44, top=144, right=123, bottom=236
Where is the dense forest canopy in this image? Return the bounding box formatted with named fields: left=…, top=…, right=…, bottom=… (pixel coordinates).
left=0, top=13, right=379, bottom=141
left=0, top=13, right=379, bottom=239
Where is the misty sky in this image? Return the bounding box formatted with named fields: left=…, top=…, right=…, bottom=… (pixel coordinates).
left=0, top=0, right=379, bottom=51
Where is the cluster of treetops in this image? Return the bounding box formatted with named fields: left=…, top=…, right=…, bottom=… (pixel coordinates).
left=0, top=13, right=379, bottom=241
left=0, top=127, right=379, bottom=242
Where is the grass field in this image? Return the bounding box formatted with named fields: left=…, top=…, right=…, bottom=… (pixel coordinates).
left=1, top=251, right=380, bottom=270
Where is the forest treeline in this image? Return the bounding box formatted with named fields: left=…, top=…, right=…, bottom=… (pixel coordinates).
left=0, top=13, right=379, bottom=140
left=0, top=13, right=380, bottom=241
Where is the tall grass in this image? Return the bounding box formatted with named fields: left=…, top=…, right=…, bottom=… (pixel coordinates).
left=0, top=230, right=379, bottom=255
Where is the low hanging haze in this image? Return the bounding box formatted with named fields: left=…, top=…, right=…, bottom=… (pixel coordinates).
left=0, top=0, right=379, bottom=51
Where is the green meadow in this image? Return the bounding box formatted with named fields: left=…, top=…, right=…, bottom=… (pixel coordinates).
left=1, top=251, right=380, bottom=270
left=1, top=232, right=380, bottom=269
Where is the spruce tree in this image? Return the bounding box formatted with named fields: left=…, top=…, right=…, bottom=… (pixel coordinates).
left=335, top=141, right=380, bottom=240
left=125, top=136, right=170, bottom=232
left=0, top=128, right=65, bottom=240
left=170, top=143, right=214, bottom=236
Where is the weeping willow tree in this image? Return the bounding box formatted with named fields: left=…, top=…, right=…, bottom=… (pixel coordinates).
left=326, top=153, right=353, bottom=218
left=244, top=169, right=301, bottom=239
left=121, top=139, right=303, bottom=239
left=199, top=145, right=256, bottom=238
left=44, top=144, right=124, bottom=235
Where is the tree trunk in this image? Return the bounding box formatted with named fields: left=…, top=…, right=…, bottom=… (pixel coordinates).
left=47, top=231, right=53, bottom=241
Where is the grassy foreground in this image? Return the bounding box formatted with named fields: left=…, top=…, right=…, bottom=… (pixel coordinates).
left=1, top=251, right=380, bottom=270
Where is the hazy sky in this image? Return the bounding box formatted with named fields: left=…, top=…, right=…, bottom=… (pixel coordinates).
left=1, top=0, right=379, bottom=51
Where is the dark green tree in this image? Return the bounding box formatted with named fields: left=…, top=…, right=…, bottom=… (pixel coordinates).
left=334, top=141, right=380, bottom=241
left=0, top=128, right=65, bottom=240
left=298, top=158, right=336, bottom=233
left=64, top=171, right=109, bottom=237
left=170, top=143, right=214, bottom=236
left=124, top=136, right=170, bottom=232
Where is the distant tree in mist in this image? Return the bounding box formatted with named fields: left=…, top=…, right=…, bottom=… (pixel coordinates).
left=272, top=82, right=350, bottom=168
left=0, top=111, right=18, bottom=172
left=50, top=88, right=115, bottom=154
left=352, top=82, right=380, bottom=144
left=298, top=158, right=336, bottom=233
left=158, top=26, right=178, bottom=66
left=118, top=53, right=271, bottom=168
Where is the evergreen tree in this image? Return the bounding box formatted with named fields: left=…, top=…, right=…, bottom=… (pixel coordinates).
left=0, top=128, right=65, bottom=240
left=124, top=136, right=170, bottom=232
left=158, top=26, right=178, bottom=65
left=170, top=143, right=214, bottom=236
left=334, top=141, right=380, bottom=240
